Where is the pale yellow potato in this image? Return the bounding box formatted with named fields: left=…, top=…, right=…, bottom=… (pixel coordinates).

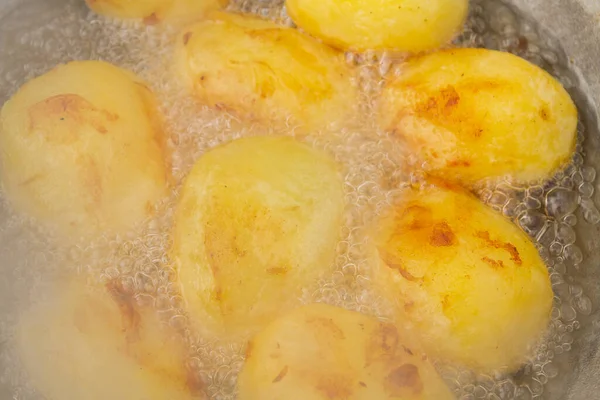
left=238, top=303, right=454, bottom=400
left=85, top=0, right=225, bottom=24
left=371, top=182, right=553, bottom=372
left=171, top=136, right=345, bottom=338
left=174, top=11, right=357, bottom=130
left=15, top=279, right=203, bottom=400
left=285, top=0, right=468, bottom=52
left=378, top=48, right=578, bottom=185
left=0, top=61, right=168, bottom=239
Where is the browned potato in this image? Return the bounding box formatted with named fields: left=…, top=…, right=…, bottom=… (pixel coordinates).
left=171, top=136, right=345, bottom=339
left=85, top=0, right=225, bottom=24
left=15, top=279, right=202, bottom=400
left=378, top=48, right=578, bottom=185
left=0, top=61, right=168, bottom=239
left=371, top=182, right=553, bottom=372
left=285, top=0, right=468, bottom=52
left=174, top=11, right=357, bottom=130
left=238, top=303, right=454, bottom=400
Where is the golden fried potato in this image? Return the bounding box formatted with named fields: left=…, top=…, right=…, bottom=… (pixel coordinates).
left=174, top=11, right=357, bottom=129
left=371, top=182, right=552, bottom=372
left=15, top=279, right=202, bottom=400
left=85, top=0, right=225, bottom=24
left=0, top=61, right=168, bottom=239
left=238, top=303, right=454, bottom=400
left=285, top=0, right=468, bottom=52
left=172, top=136, right=345, bottom=338
left=378, top=48, right=577, bottom=185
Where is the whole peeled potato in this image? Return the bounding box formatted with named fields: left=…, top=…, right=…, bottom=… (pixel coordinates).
left=285, top=0, right=468, bottom=52
left=171, top=136, right=345, bottom=338
left=0, top=61, right=168, bottom=239
left=15, top=279, right=203, bottom=400
left=174, top=11, right=357, bottom=130
left=85, top=0, right=225, bottom=24
left=371, top=182, right=553, bottom=372
left=238, top=303, right=454, bottom=400
left=378, top=48, right=578, bottom=185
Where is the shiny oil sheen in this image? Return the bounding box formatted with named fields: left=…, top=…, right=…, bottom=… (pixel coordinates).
left=0, top=0, right=600, bottom=399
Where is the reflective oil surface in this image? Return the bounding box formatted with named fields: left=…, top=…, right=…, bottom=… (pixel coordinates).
left=0, top=0, right=599, bottom=399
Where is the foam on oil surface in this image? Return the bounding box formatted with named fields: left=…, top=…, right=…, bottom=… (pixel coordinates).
left=0, top=0, right=598, bottom=399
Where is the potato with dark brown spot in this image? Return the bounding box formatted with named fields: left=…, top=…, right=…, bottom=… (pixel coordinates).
left=238, top=303, right=454, bottom=400
left=371, top=183, right=553, bottom=372
left=174, top=11, right=357, bottom=130
left=378, top=48, right=577, bottom=185
left=85, top=0, right=225, bottom=24
left=15, top=279, right=203, bottom=400
left=172, top=136, right=344, bottom=339
left=0, top=61, right=168, bottom=240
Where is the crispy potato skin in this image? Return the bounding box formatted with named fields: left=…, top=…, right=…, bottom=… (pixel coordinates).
left=285, top=0, right=468, bottom=52
left=238, top=303, right=454, bottom=400
left=15, top=280, right=202, bottom=400
left=0, top=61, right=168, bottom=239
left=85, top=0, right=225, bottom=24
left=174, top=11, right=357, bottom=129
left=171, top=136, right=345, bottom=338
left=372, top=183, right=553, bottom=372
left=378, top=48, right=578, bottom=185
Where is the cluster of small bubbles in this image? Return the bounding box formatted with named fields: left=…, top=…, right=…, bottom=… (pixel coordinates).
left=0, top=0, right=111, bottom=103
left=300, top=114, right=409, bottom=320
left=434, top=0, right=600, bottom=398
left=227, top=0, right=400, bottom=101
left=228, top=0, right=291, bottom=25
left=454, top=0, right=580, bottom=93
left=0, top=0, right=600, bottom=399
left=184, top=339, right=246, bottom=400
left=441, top=365, right=539, bottom=400
left=474, top=152, right=597, bottom=397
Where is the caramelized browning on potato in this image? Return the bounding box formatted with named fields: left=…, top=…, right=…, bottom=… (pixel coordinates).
left=174, top=11, right=357, bottom=130
left=378, top=48, right=578, bottom=185
left=171, top=136, right=345, bottom=338
left=15, top=279, right=203, bottom=400
left=372, top=183, right=553, bottom=372
left=0, top=61, right=168, bottom=239
left=285, top=0, right=468, bottom=52
left=85, top=0, right=225, bottom=24
left=238, top=303, right=454, bottom=400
